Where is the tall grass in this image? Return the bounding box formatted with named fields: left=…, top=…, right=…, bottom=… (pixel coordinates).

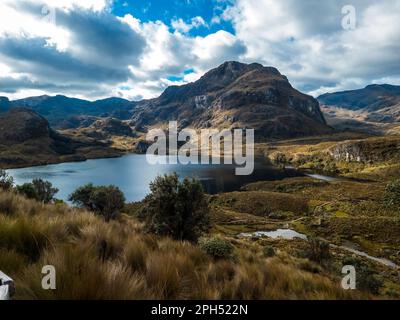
left=0, top=190, right=367, bottom=300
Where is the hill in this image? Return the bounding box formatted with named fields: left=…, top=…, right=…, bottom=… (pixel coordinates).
left=0, top=108, right=124, bottom=168
left=130, top=61, right=332, bottom=140
left=4, top=95, right=135, bottom=128
left=318, top=84, right=400, bottom=134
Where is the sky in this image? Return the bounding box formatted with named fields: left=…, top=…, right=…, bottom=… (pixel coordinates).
left=0, top=0, right=399, bottom=101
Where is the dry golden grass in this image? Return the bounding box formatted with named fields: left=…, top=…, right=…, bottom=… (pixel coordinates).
left=0, top=190, right=368, bottom=300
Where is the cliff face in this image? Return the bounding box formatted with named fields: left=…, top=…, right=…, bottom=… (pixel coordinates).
left=328, top=137, right=400, bottom=163
left=131, top=61, right=331, bottom=140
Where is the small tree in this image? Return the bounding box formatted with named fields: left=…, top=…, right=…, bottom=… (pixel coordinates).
left=69, top=184, right=125, bottom=221
left=0, top=170, right=14, bottom=191
left=16, top=179, right=58, bottom=203
left=306, top=237, right=330, bottom=264
left=32, top=179, right=59, bottom=203
left=68, top=183, right=96, bottom=211
left=140, top=173, right=211, bottom=242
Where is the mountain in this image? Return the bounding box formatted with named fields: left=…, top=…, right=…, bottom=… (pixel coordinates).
left=318, top=84, right=400, bottom=134
left=0, top=108, right=124, bottom=168
left=0, top=97, right=11, bottom=112
left=130, top=61, right=331, bottom=140
left=318, top=84, right=400, bottom=111
left=7, top=95, right=136, bottom=128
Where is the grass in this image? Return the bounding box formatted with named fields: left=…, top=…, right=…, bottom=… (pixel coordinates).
left=0, top=189, right=368, bottom=300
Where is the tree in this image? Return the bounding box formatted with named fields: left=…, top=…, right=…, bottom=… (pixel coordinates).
left=0, top=170, right=14, bottom=191
left=32, top=179, right=59, bottom=203
left=140, top=173, right=211, bottom=242
left=68, top=183, right=96, bottom=211
left=16, top=179, right=58, bottom=203
left=69, top=184, right=125, bottom=221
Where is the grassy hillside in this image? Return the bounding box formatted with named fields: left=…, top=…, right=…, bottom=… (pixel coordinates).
left=0, top=189, right=368, bottom=300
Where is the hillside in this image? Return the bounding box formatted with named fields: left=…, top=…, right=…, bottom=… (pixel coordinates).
left=318, top=84, right=400, bottom=134
left=130, top=61, right=332, bottom=140
left=2, top=95, right=136, bottom=128
left=0, top=108, right=124, bottom=168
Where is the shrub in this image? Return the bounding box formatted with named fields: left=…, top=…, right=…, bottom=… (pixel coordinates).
left=0, top=170, right=14, bottom=191
left=16, top=179, right=58, bottom=203
left=16, top=183, right=38, bottom=200
left=342, top=257, right=383, bottom=294
left=263, top=245, right=275, bottom=258
left=384, top=179, right=400, bottom=207
left=140, top=173, right=211, bottom=242
left=199, top=237, right=234, bottom=259
left=69, top=184, right=125, bottom=221
left=306, top=237, right=330, bottom=264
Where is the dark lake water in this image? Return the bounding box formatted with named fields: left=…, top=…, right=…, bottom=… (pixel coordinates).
left=7, top=154, right=303, bottom=202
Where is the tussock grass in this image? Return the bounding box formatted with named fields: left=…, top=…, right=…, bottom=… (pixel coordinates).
left=0, top=190, right=367, bottom=300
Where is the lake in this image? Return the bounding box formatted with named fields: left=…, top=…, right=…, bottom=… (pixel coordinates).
left=7, top=154, right=304, bottom=202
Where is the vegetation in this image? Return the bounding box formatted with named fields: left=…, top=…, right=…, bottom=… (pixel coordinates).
left=140, top=173, right=210, bottom=242
left=0, top=189, right=366, bottom=300
left=199, top=237, right=234, bottom=259
left=16, top=179, right=58, bottom=204
left=306, top=238, right=331, bottom=264
left=263, top=245, right=276, bottom=258
left=342, top=257, right=383, bottom=294
left=68, top=184, right=125, bottom=221
left=384, top=179, right=400, bottom=207
left=0, top=169, right=14, bottom=191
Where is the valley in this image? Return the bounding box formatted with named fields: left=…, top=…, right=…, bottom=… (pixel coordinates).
left=1, top=61, right=400, bottom=299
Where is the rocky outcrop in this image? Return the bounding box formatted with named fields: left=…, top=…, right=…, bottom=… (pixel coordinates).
left=328, top=137, right=400, bottom=163
left=92, top=118, right=134, bottom=137
left=131, top=61, right=331, bottom=140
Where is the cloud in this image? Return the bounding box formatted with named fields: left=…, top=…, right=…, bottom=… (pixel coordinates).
left=223, top=0, right=400, bottom=94
left=0, top=0, right=399, bottom=100
left=171, top=16, right=208, bottom=34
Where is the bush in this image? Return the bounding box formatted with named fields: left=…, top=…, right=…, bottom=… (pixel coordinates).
left=342, top=257, right=383, bottom=294
left=140, top=173, right=211, bottom=242
left=69, top=184, right=125, bottom=221
left=263, top=245, right=275, bottom=258
left=0, top=170, right=14, bottom=191
left=16, top=179, right=58, bottom=203
left=306, top=237, right=330, bottom=264
left=199, top=237, right=234, bottom=259
left=384, top=179, right=400, bottom=207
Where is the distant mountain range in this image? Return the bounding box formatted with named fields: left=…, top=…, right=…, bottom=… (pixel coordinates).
left=318, top=84, right=400, bottom=134
left=0, top=95, right=135, bottom=128
left=2, top=62, right=400, bottom=152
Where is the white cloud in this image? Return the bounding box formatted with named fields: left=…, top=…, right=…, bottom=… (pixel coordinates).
left=171, top=16, right=207, bottom=34
left=0, top=0, right=399, bottom=100
left=224, top=0, right=400, bottom=95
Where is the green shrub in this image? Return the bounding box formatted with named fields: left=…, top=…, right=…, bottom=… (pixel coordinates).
left=16, top=179, right=58, bottom=203
left=384, top=179, right=400, bottom=207
left=199, top=237, right=234, bottom=259
left=69, top=184, right=125, bottom=221
left=140, top=173, right=210, bottom=242
left=263, top=245, right=275, bottom=258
